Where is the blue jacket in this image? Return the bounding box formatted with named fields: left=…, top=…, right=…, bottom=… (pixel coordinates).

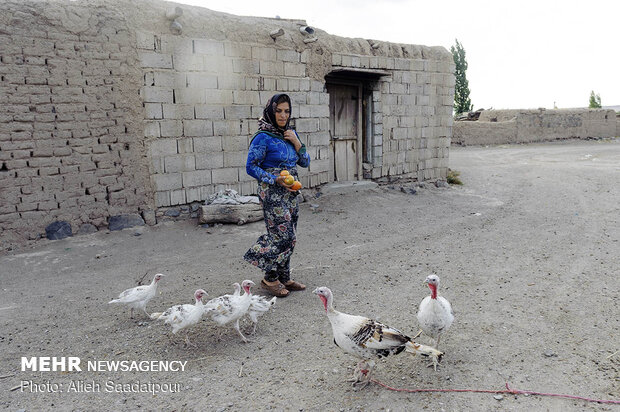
left=246, top=131, right=311, bottom=184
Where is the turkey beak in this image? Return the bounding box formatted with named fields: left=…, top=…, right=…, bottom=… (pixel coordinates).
left=312, top=288, right=320, bottom=294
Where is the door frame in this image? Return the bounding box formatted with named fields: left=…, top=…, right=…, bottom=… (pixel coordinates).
left=326, top=79, right=363, bottom=181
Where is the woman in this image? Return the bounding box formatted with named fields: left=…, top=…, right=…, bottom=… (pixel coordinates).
left=244, top=94, right=311, bottom=297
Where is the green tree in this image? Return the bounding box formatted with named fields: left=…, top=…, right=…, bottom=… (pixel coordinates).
left=588, top=91, right=602, bottom=108
left=451, top=39, right=473, bottom=115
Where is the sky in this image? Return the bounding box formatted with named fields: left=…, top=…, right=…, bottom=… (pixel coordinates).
left=174, top=0, right=619, bottom=110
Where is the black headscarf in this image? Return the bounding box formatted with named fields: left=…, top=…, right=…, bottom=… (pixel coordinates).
left=257, top=93, right=292, bottom=136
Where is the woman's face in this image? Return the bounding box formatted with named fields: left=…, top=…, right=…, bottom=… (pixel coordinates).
left=274, top=101, right=290, bottom=128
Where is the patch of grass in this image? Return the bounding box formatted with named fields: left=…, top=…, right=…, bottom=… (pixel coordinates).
left=447, top=169, right=463, bottom=185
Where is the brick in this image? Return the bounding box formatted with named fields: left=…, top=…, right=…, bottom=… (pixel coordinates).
left=223, top=151, right=246, bottom=168
left=252, top=47, right=276, bottom=61
left=163, top=104, right=194, bottom=119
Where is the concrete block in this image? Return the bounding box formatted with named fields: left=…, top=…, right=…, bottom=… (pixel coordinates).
left=224, top=105, right=252, bottom=119
left=205, top=89, right=234, bottom=105
left=195, top=105, right=225, bottom=120
left=142, top=87, right=173, bottom=103
left=193, top=40, right=224, bottom=56
left=164, top=155, right=195, bottom=173
left=232, top=58, right=260, bottom=74
left=184, top=120, right=213, bottom=137
left=163, top=104, right=194, bottom=119
left=224, top=43, right=252, bottom=58
left=172, top=54, right=205, bottom=71
left=150, top=139, right=178, bottom=157
left=223, top=151, right=246, bottom=168
left=170, top=189, right=186, bottom=205
left=232, top=91, right=260, bottom=106
left=145, top=103, right=163, bottom=119
left=139, top=51, right=173, bottom=69
left=259, top=61, right=284, bottom=76
left=160, top=120, right=183, bottom=137
left=186, top=73, right=218, bottom=89
left=175, top=87, right=206, bottom=104
left=252, top=47, right=277, bottom=61
left=194, top=136, right=222, bottom=152
left=152, top=173, right=182, bottom=191
left=212, top=167, right=239, bottom=184
left=183, top=169, right=212, bottom=187
left=195, top=152, right=224, bottom=169
left=284, top=62, right=306, bottom=77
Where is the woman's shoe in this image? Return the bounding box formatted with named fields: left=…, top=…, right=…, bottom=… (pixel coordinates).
left=261, top=279, right=290, bottom=297
left=283, top=280, right=306, bottom=291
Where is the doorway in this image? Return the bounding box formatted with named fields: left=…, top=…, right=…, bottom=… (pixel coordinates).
left=327, top=82, right=362, bottom=181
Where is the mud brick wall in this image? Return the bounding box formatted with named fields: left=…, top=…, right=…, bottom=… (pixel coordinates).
left=0, top=0, right=151, bottom=243
left=452, top=109, right=617, bottom=145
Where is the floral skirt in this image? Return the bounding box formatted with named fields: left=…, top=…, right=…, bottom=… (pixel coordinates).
left=244, top=168, right=299, bottom=282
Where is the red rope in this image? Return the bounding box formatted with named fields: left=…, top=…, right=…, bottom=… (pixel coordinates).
left=369, top=379, right=620, bottom=405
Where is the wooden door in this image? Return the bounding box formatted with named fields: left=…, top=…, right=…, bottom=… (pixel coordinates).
left=328, top=84, right=361, bottom=181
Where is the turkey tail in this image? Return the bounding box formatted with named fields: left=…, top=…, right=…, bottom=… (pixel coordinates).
left=405, top=341, right=443, bottom=362
left=150, top=312, right=163, bottom=320
left=108, top=299, right=120, bottom=304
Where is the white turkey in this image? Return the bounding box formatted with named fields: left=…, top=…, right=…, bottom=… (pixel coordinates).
left=204, top=280, right=255, bottom=343
left=108, top=273, right=165, bottom=318
left=313, top=287, right=443, bottom=387
left=416, top=274, right=454, bottom=350
left=247, top=295, right=277, bottom=334
left=151, top=289, right=207, bottom=347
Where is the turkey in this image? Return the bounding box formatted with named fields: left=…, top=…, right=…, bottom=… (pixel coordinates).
left=204, top=280, right=255, bottom=343
left=151, top=289, right=207, bottom=347
left=416, top=274, right=454, bottom=350
left=247, top=295, right=277, bottom=334
left=313, top=287, right=443, bottom=387
left=108, top=273, right=165, bottom=318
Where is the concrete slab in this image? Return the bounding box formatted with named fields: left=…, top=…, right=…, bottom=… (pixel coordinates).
left=320, top=180, right=378, bottom=195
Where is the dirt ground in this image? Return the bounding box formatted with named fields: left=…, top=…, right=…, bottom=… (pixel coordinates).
left=1, top=139, right=619, bottom=411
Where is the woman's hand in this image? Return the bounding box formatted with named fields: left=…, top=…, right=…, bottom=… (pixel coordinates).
left=283, top=130, right=302, bottom=152
left=275, top=175, right=297, bottom=192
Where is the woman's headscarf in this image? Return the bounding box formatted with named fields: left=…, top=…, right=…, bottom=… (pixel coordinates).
left=257, top=93, right=292, bottom=136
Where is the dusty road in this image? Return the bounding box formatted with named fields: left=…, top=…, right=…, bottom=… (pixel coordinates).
left=1, top=139, right=619, bottom=411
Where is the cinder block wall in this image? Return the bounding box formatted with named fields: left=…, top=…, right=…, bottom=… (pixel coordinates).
left=0, top=0, right=151, bottom=243
left=453, top=109, right=617, bottom=145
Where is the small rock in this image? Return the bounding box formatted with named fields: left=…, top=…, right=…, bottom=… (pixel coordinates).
left=190, top=212, right=198, bottom=218
left=108, top=214, right=145, bottom=231
left=45, top=221, right=72, bottom=240
left=435, top=180, right=449, bottom=188
left=544, top=349, right=556, bottom=357
left=142, top=210, right=157, bottom=226
left=164, top=208, right=181, bottom=217
left=494, top=395, right=503, bottom=401
left=190, top=203, right=201, bottom=212
left=201, top=223, right=210, bottom=228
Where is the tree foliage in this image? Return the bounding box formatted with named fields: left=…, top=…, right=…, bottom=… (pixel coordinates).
left=588, top=91, right=602, bottom=108
left=451, top=39, right=473, bottom=115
